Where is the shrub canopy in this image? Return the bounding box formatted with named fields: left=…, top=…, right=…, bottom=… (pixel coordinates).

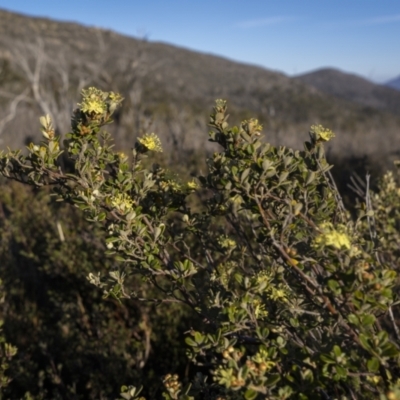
left=1, top=88, right=400, bottom=399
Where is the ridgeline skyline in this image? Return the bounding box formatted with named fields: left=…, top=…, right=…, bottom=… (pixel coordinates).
left=0, top=0, right=399, bottom=83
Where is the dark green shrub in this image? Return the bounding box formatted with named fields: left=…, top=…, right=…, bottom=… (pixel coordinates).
left=0, top=278, right=18, bottom=396
left=1, top=88, right=400, bottom=399
left=0, top=182, right=191, bottom=399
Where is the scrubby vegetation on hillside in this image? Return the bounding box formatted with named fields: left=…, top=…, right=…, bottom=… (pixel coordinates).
left=0, top=88, right=400, bottom=399
left=1, top=8, right=400, bottom=173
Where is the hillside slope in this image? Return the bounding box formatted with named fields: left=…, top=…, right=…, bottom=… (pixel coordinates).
left=386, top=76, right=400, bottom=91
left=0, top=9, right=399, bottom=166
left=295, top=68, right=400, bottom=115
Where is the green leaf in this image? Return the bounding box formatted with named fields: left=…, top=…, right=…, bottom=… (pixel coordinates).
left=240, top=168, right=250, bottom=183
left=305, top=171, right=316, bottom=186
left=381, top=343, right=399, bottom=358
left=98, top=212, right=106, bottom=221
left=246, top=144, right=255, bottom=155
left=265, top=374, right=280, bottom=387
left=335, top=365, right=347, bottom=378
left=327, top=279, right=340, bottom=293
left=194, top=331, right=204, bottom=344
left=262, top=160, right=273, bottom=171
left=279, top=171, right=289, bottom=183
left=361, top=314, right=376, bottom=327
left=185, top=337, right=197, bottom=347
left=265, top=168, right=276, bottom=178
left=347, top=314, right=359, bottom=326
left=367, top=357, right=380, bottom=373
left=289, top=318, right=299, bottom=328
left=244, top=389, right=258, bottom=400
left=359, top=334, right=372, bottom=352
left=276, top=336, right=285, bottom=347
left=154, top=227, right=162, bottom=241
left=320, top=354, right=335, bottom=364
left=333, top=345, right=342, bottom=357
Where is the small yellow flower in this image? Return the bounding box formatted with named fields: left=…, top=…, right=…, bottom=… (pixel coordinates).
left=39, top=114, right=55, bottom=139
left=28, top=143, right=40, bottom=152
left=186, top=179, right=199, bottom=190
left=78, top=87, right=107, bottom=115
left=160, top=179, right=181, bottom=192
left=366, top=375, right=381, bottom=384
left=386, top=391, right=399, bottom=400
left=83, top=100, right=105, bottom=115
left=108, top=92, right=121, bottom=102
left=138, top=133, right=163, bottom=152
left=310, top=125, right=335, bottom=142
left=382, top=171, right=398, bottom=192
left=110, top=193, right=134, bottom=214
left=217, top=235, right=236, bottom=250
left=288, top=258, right=299, bottom=266
left=241, top=118, right=262, bottom=136
left=117, top=151, right=128, bottom=161
left=270, top=288, right=287, bottom=301
left=314, top=222, right=351, bottom=250
left=252, top=298, right=268, bottom=318
left=39, top=146, right=47, bottom=158
left=229, top=194, right=243, bottom=205
left=215, top=99, right=227, bottom=109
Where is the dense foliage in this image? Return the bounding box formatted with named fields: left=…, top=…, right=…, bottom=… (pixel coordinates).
left=0, top=88, right=400, bottom=399
left=0, top=182, right=191, bottom=399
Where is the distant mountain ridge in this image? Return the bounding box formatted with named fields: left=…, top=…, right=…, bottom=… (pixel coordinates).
left=386, top=76, right=400, bottom=91
left=0, top=8, right=399, bottom=168
left=294, top=68, right=400, bottom=115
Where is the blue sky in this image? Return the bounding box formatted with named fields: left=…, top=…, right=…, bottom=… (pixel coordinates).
left=1, top=0, right=399, bottom=82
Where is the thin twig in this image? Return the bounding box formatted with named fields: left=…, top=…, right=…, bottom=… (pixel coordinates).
left=388, top=306, right=400, bottom=341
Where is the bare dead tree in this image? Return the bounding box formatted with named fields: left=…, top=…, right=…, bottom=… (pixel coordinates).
left=4, top=38, right=90, bottom=134
left=0, top=87, right=29, bottom=143
left=0, top=31, right=201, bottom=153
left=0, top=35, right=118, bottom=138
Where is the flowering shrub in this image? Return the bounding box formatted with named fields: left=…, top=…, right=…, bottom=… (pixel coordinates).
left=1, top=88, right=400, bottom=399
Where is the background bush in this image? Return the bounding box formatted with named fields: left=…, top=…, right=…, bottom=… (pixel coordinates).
left=0, top=181, right=192, bottom=399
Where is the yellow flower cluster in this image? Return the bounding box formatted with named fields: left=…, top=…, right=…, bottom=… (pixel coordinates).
left=78, top=87, right=107, bottom=115
left=163, top=374, right=181, bottom=397
left=310, top=125, right=335, bottom=142
left=29, top=142, right=52, bottom=158
left=210, top=262, right=236, bottom=289
left=254, top=271, right=289, bottom=302
left=252, top=348, right=276, bottom=371
left=228, top=194, right=243, bottom=205
left=138, top=133, right=163, bottom=152
left=314, top=222, right=354, bottom=251
left=217, top=235, right=236, bottom=250
left=110, top=193, right=134, bottom=214
left=380, top=171, right=400, bottom=195
left=117, top=151, right=128, bottom=162
left=251, top=298, right=268, bottom=319
left=160, top=180, right=181, bottom=192
left=241, top=118, right=262, bottom=136
left=270, top=287, right=288, bottom=301
left=186, top=179, right=199, bottom=190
